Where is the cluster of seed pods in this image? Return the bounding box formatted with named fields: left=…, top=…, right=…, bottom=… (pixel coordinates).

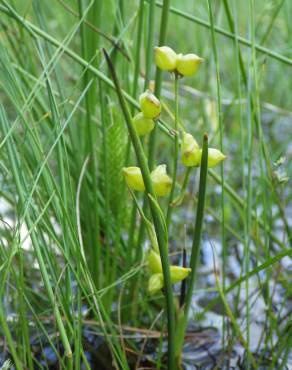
left=123, top=46, right=226, bottom=293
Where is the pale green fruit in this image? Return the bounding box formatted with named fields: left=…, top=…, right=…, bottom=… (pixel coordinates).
left=147, top=250, right=162, bottom=274
left=132, top=112, right=155, bottom=136
left=170, top=266, right=191, bottom=284
left=151, top=164, right=172, bottom=197
left=122, top=167, right=145, bottom=191
left=139, top=90, right=161, bottom=119
left=199, top=148, right=226, bottom=168
left=148, top=273, right=164, bottom=294
left=181, top=132, right=201, bottom=167
left=147, top=266, right=191, bottom=294
left=155, top=46, right=178, bottom=71
left=177, top=53, right=203, bottom=77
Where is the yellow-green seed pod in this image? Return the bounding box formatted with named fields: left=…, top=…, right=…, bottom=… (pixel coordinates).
left=151, top=164, right=172, bottom=197
left=170, top=266, right=191, bottom=284
left=199, top=148, right=226, bottom=168
left=148, top=273, right=164, bottom=294
left=122, top=167, right=145, bottom=191
left=147, top=250, right=162, bottom=274
left=147, top=265, right=191, bottom=294
left=177, top=53, right=203, bottom=77
left=181, top=132, right=201, bottom=167
left=139, top=90, right=161, bottom=119
left=132, top=112, right=155, bottom=136
left=154, top=46, right=178, bottom=71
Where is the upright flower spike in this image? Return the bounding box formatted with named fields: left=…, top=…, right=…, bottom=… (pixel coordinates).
left=177, top=53, right=203, bottom=77
left=122, top=167, right=145, bottom=191
left=132, top=112, right=155, bottom=136
left=199, top=148, right=226, bottom=168
left=155, top=46, right=178, bottom=72
left=181, top=133, right=201, bottom=167
left=139, top=90, right=161, bottom=119
left=151, top=164, right=172, bottom=197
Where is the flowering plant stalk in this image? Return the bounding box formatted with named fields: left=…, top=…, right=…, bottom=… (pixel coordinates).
left=103, top=49, right=176, bottom=370
left=104, top=40, right=226, bottom=368
left=166, top=72, right=180, bottom=228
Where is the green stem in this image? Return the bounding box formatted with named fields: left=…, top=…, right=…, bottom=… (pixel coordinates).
left=174, top=134, right=208, bottom=365
left=99, top=79, right=111, bottom=294
left=132, top=0, right=169, bottom=269
left=184, top=134, right=208, bottom=317
left=166, top=73, right=179, bottom=229
left=103, top=50, right=176, bottom=370
left=148, top=0, right=171, bottom=169
left=17, top=245, right=33, bottom=368
left=129, top=1, right=157, bottom=323
left=44, top=65, right=71, bottom=311
left=126, top=0, right=145, bottom=265
left=206, top=0, right=226, bottom=349
left=171, top=167, right=193, bottom=207
left=78, top=0, right=101, bottom=288
left=144, top=0, right=156, bottom=90
left=132, top=0, right=144, bottom=103
left=134, top=0, right=156, bottom=262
